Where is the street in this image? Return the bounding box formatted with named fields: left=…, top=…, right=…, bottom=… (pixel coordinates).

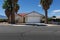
left=0, top=25, right=60, bottom=40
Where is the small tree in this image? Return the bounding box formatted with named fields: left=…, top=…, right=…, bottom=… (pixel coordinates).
left=52, top=16, right=56, bottom=18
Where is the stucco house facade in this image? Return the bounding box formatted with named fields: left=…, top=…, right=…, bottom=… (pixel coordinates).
left=15, top=11, right=44, bottom=23
left=15, top=13, right=26, bottom=23
left=50, top=16, right=60, bottom=24
left=25, top=11, right=43, bottom=23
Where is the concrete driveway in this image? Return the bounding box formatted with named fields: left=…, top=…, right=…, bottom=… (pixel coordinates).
left=0, top=25, right=60, bottom=40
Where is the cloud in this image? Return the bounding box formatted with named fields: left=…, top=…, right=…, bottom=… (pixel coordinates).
left=38, top=5, right=41, bottom=7
left=52, top=10, right=60, bottom=13
left=49, top=10, right=60, bottom=17
left=50, top=10, right=60, bottom=15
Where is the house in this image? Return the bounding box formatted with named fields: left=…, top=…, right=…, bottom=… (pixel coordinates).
left=15, top=11, right=44, bottom=23
left=25, top=11, right=43, bottom=23
left=15, top=13, right=26, bottom=23
left=52, top=16, right=60, bottom=22
left=50, top=16, right=60, bottom=24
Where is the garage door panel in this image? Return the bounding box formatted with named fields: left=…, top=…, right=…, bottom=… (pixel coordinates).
left=26, top=17, right=40, bottom=23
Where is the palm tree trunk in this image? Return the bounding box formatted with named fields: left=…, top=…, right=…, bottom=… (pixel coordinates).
left=11, top=12, right=15, bottom=24
left=10, top=0, right=15, bottom=24
left=8, top=17, right=10, bottom=23
left=45, top=10, right=48, bottom=24
left=11, top=7, right=15, bottom=24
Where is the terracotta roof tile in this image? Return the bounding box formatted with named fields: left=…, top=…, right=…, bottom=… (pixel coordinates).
left=18, top=13, right=26, bottom=17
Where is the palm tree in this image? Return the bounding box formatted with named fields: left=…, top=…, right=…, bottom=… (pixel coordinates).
left=3, top=0, right=11, bottom=23
left=5, top=9, right=11, bottom=23
left=14, top=4, right=19, bottom=14
left=11, top=0, right=19, bottom=24
left=3, top=0, right=19, bottom=24
left=40, top=0, right=53, bottom=24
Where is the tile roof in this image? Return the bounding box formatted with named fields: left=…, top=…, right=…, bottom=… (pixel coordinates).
left=17, top=11, right=44, bottom=17
left=17, top=13, right=26, bottom=17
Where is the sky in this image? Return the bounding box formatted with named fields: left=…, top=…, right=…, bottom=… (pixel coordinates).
left=0, top=0, right=60, bottom=17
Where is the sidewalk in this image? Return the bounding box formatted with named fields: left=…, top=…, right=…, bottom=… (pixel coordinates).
left=0, top=22, right=60, bottom=26
left=0, top=22, right=11, bottom=26
left=46, top=24, right=60, bottom=26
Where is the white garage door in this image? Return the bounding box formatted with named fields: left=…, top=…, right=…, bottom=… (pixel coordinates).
left=26, top=17, right=41, bottom=23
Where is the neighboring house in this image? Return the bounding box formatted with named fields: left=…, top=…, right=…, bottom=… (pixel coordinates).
left=50, top=16, right=60, bottom=24
left=15, top=13, right=26, bottom=23
left=52, top=16, right=60, bottom=22
left=15, top=11, right=44, bottom=23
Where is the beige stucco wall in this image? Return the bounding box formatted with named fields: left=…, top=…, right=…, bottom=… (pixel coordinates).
left=15, top=14, right=24, bottom=23
left=18, top=17, right=24, bottom=23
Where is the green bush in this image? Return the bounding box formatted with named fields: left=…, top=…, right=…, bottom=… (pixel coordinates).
left=0, top=19, right=8, bottom=22
left=48, top=18, right=52, bottom=21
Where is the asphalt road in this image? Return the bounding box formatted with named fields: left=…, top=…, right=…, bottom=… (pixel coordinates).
left=0, top=25, right=60, bottom=40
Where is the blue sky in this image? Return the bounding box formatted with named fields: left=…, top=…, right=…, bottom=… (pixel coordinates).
left=0, top=0, right=60, bottom=17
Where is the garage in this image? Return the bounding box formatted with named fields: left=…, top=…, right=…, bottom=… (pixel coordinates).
left=25, top=11, right=43, bottom=23
left=26, top=17, right=40, bottom=23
